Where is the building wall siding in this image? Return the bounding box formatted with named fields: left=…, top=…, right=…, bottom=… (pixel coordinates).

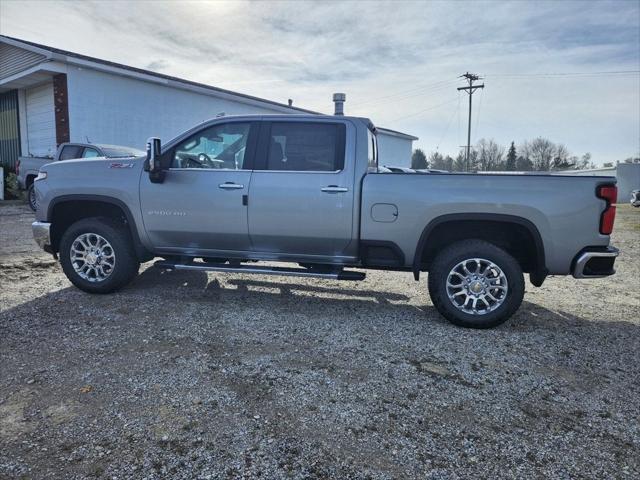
left=65, top=67, right=288, bottom=149
left=376, top=133, right=413, bottom=168
left=44, top=65, right=413, bottom=163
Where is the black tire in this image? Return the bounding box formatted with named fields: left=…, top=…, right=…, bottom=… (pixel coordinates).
left=59, top=217, right=140, bottom=294
left=427, top=240, right=524, bottom=329
left=27, top=183, right=37, bottom=211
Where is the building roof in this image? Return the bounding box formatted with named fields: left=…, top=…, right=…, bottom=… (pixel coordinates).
left=0, top=35, right=418, bottom=140
left=375, top=127, right=419, bottom=141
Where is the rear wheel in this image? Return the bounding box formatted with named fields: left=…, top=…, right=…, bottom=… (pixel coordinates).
left=427, top=240, right=524, bottom=329
left=59, top=217, right=139, bottom=293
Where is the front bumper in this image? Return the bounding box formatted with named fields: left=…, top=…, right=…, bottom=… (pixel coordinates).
left=32, top=221, right=52, bottom=252
left=572, top=246, right=619, bottom=279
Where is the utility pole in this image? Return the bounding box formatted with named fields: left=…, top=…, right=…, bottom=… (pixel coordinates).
left=457, top=72, right=484, bottom=171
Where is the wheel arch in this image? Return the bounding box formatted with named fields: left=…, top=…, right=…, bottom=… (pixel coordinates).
left=25, top=173, right=37, bottom=188
left=48, top=194, right=152, bottom=262
left=412, top=213, right=547, bottom=286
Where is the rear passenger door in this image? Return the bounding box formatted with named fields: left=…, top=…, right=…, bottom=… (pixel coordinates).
left=248, top=120, right=355, bottom=258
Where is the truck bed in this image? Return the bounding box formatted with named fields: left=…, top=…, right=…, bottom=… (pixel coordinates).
left=360, top=172, right=615, bottom=274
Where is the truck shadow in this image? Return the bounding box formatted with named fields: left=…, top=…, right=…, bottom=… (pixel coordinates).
left=131, top=265, right=413, bottom=304
left=124, top=266, right=633, bottom=331
left=2, top=265, right=637, bottom=334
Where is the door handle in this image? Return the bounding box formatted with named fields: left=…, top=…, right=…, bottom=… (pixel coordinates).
left=321, top=186, right=349, bottom=193
left=218, top=182, right=244, bottom=190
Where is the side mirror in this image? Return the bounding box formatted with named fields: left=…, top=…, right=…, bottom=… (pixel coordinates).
left=146, top=137, right=162, bottom=172
left=145, top=137, right=165, bottom=183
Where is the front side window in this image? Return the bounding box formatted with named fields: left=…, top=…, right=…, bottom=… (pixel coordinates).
left=82, top=148, right=100, bottom=158
left=172, top=122, right=251, bottom=169
left=59, top=145, right=83, bottom=161
left=266, top=123, right=344, bottom=172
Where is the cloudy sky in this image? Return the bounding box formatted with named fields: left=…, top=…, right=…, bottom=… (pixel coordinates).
left=2, top=0, right=639, bottom=163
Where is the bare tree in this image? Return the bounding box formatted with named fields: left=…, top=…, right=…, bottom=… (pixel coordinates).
left=521, top=138, right=556, bottom=171
left=575, top=152, right=595, bottom=170
left=476, top=139, right=505, bottom=171
left=551, top=144, right=574, bottom=170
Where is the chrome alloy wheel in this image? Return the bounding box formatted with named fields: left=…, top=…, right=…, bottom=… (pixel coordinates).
left=446, top=258, right=508, bottom=315
left=70, top=233, right=116, bottom=282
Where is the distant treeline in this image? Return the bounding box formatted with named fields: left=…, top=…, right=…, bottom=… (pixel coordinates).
left=411, top=137, right=639, bottom=172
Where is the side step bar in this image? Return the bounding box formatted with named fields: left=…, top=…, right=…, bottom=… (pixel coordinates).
left=154, top=260, right=366, bottom=281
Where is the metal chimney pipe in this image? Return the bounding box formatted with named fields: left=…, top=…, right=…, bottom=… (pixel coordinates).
left=333, top=93, right=346, bottom=115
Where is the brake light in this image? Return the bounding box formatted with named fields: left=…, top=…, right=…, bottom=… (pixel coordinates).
left=597, top=184, right=617, bottom=235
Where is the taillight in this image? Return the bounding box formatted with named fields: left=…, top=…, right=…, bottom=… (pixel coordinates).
left=597, top=184, right=617, bottom=235
left=16, top=160, right=20, bottom=176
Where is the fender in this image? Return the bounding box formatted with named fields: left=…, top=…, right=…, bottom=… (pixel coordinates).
left=47, top=194, right=152, bottom=261
left=412, top=213, right=548, bottom=286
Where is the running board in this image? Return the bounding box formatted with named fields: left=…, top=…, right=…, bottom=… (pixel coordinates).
left=154, top=260, right=366, bottom=281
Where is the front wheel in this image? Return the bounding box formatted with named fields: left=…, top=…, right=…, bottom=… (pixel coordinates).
left=427, top=240, right=524, bottom=329
left=27, top=184, right=37, bottom=211
left=59, top=217, right=140, bottom=293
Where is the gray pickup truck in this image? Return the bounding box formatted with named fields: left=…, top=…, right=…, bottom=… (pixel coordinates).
left=31, top=115, right=619, bottom=328
left=17, top=143, right=144, bottom=210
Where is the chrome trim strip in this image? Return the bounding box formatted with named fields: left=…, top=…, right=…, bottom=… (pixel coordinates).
left=32, top=221, right=52, bottom=250
left=572, top=247, right=619, bottom=279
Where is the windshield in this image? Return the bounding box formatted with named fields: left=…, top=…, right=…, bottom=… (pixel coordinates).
left=101, top=147, right=145, bottom=158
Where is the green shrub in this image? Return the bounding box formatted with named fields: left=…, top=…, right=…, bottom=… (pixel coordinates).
left=3, top=170, right=22, bottom=200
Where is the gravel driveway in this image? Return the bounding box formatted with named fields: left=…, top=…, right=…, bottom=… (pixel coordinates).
left=1, top=202, right=639, bottom=479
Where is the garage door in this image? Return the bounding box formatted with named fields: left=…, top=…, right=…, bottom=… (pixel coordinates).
left=26, top=82, right=56, bottom=157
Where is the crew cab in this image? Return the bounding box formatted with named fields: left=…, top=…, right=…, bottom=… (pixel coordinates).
left=17, top=142, right=144, bottom=210
left=31, top=115, right=618, bottom=328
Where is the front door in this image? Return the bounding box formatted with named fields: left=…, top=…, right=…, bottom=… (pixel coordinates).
left=139, top=121, right=257, bottom=254
left=248, top=121, right=355, bottom=258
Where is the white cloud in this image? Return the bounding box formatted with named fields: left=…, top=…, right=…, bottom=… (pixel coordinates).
left=1, top=0, right=638, bottom=162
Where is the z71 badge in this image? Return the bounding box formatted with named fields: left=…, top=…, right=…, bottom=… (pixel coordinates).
left=110, top=162, right=135, bottom=169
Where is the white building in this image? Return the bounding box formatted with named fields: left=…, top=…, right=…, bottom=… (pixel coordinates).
left=0, top=35, right=417, bottom=171
left=559, top=163, right=640, bottom=201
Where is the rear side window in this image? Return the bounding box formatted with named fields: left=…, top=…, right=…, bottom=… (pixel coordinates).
left=266, top=122, right=345, bottom=172
left=59, top=145, right=83, bottom=160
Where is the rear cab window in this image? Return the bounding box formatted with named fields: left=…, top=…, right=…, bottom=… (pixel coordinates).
left=262, top=122, right=346, bottom=172
left=59, top=145, right=83, bottom=161
left=82, top=147, right=100, bottom=158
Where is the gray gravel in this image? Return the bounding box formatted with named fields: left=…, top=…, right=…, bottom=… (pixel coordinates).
left=1, top=202, right=639, bottom=479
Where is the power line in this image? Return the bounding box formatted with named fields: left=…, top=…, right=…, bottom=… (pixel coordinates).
left=349, top=78, right=459, bottom=108
left=474, top=88, right=484, bottom=139
left=436, top=93, right=460, bottom=151
left=387, top=96, right=460, bottom=123
left=457, top=72, right=484, bottom=170
left=484, top=70, right=640, bottom=78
